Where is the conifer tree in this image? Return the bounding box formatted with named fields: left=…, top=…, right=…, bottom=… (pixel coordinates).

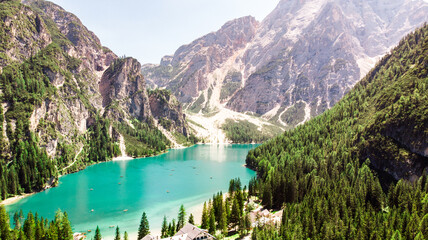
left=124, top=231, right=129, bottom=240
left=220, top=207, right=228, bottom=235
left=188, top=213, right=195, bottom=225
left=114, top=226, right=121, bottom=240
left=59, top=212, right=73, bottom=240
left=230, top=198, right=241, bottom=230
left=208, top=208, right=216, bottom=235
left=201, top=202, right=209, bottom=229
left=94, top=226, right=102, bottom=240
left=168, top=222, right=172, bottom=236
left=138, top=212, right=150, bottom=240
left=171, top=219, right=176, bottom=235
left=177, top=204, right=186, bottom=230
left=23, top=211, right=35, bottom=240
left=0, top=206, right=10, bottom=240
left=161, top=216, right=168, bottom=238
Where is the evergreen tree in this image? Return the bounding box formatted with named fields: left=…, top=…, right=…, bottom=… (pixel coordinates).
left=201, top=202, right=209, bottom=229
left=138, top=212, right=150, bottom=240
left=208, top=208, right=216, bottom=235
left=161, top=216, right=168, bottom=238
left=177, top=204, right=186, bottom=230
left=219, top=206, right=228, bottom=235
left=94, top=226, right=102, bottom=240
left=168, top=222, right=173, bottom=236
left=188, top=213, right=195, bottom=225
left=0, top=206, right=10, bottom=240
left=23, top=211, right=35, bottom=240
left=171, top=219, right=176, bottom=235
left=18, top=230, right=25, bottom=240
left=124, top=231, right=129, bottom=240
left=59, top=212, right=73, bottom=240
left=230, top=198, right=241, bottom=230
left=114, top=226, right=121, bottom=240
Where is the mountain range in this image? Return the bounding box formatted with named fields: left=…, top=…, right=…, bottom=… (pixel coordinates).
left=142, top=0, right=428, bottom=141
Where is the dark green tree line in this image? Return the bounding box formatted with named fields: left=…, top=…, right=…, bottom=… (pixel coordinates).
left=248, top=24, right=428, bottom=239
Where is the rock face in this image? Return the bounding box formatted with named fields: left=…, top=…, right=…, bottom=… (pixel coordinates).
left=148, top=89, right=188, bottom=136
left=0, top=0, right=189, bottom=160
left=142, top=16, right=259, bottom=104
left=143, top=0, right=428, bottom=127
left=0, top=0, right=52, bottom=70
left=100, top=58, right=151, bottom=122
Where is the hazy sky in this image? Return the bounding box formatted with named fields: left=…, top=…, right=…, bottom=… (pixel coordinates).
left=49, top=0, right=280, bottom=64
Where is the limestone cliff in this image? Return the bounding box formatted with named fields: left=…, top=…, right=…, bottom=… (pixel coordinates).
left=148, top=89, right=188, bottom=137
left=100, top=58, right=151, bottom=122
left=143, top=0, right=428, bottom=130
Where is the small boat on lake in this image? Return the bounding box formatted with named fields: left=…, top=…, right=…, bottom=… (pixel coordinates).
left=123, top=209, right=128, bottom=212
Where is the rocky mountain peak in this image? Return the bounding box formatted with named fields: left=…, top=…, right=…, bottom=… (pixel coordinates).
left=22, top=0, right=117, bottom=74
left=143, top=0, right=427, bottom=142
left=0, top=1, right=52, bottom=69
left=170, top=15, right=259, bottom=67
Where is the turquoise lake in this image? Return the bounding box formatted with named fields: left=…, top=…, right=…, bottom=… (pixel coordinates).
left=6, top=144, right=257, bottom=239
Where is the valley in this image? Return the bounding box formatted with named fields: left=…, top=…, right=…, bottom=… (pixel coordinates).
left=5, top=144, right=257, bottom=239
left=0, top=0, right=427, bottom=240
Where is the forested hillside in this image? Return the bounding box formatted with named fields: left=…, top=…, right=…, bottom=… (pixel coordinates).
left=0, top=0, right=188, bottom=200
left=247, top=24, right=428, bottom=239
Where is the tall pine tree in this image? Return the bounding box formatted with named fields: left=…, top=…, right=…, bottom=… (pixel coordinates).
left=137, top=212, right=150, bottom=240
left=177, top=205, right=186, bottom=230
left=114, top=226, right=121, bottom=240
left=161, top=216, right=168, bottom=238
left=94, top=226, right=102, bottom=240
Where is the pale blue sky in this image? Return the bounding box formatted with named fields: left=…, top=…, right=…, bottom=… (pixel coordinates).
left=49, top=0, right=280, bottom=64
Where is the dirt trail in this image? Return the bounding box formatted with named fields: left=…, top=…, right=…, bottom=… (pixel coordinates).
left=62, top=146, right=83, bottom=172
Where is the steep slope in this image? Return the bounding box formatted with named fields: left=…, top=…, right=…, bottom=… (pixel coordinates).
left=143, top=16, right=259, bottom=105
left=0, top=0, right=189, bottom=199
left=142, top=16, right=283, bottom=143
left=100, top=57, right=151, bottom=121
left=247, top=24, right=427, bottom=239
left=143, top=0, right=428, bottom=134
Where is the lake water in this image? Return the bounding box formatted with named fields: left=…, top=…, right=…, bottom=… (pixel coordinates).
left=6, top=144, right=257, bottom=239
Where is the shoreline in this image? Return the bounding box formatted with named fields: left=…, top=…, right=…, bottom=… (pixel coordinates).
left=0, top=146, right=192, bottom=207
left=1, top=193, right=35, bottom=206
left=112, top=156, right=134, bottom=161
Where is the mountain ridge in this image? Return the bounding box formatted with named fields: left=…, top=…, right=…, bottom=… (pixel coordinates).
left=143, top=0, right=428, bottom=142
left=0, top=0, right=191, bottom=199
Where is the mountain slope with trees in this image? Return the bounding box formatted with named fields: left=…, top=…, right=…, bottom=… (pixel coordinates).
left=0, top=0, right=190, bottom=200
left=246, top=24, right=428, bottom=239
